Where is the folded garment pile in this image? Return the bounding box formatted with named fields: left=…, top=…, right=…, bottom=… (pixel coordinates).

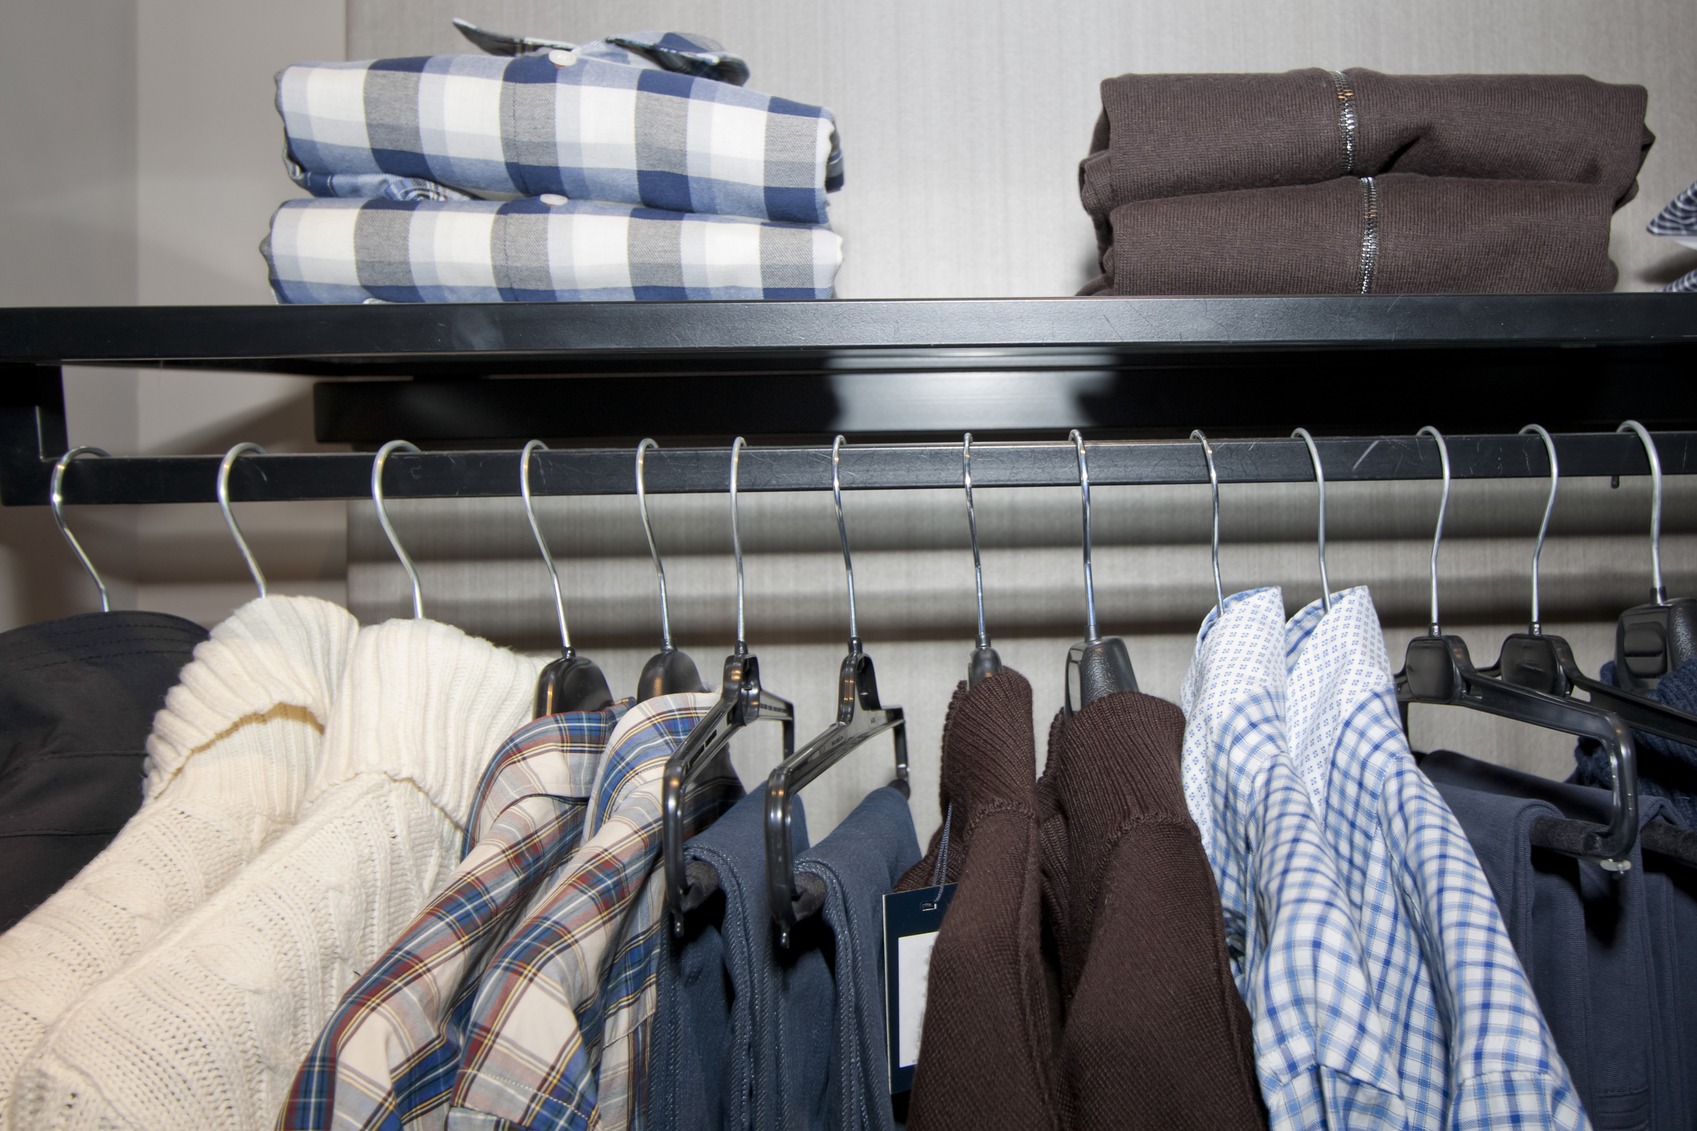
left=1647, top=178, right=1697, bottom=293
left=1079, top=68, right=1653, bottom=295
left=265, top=30, right=844, bottom=303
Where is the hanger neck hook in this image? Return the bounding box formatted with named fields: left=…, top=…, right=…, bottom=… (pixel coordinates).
left=372, top=440, right=424, bottom=619
left=1191, top=430, right=1224, bottom=620
left=51, top=446, right=112, bottom=613
left=635, top=439, right=673, bottom=650
left=964, top=433, right=990, bottom=651
left=1069, top=430, right=1100, bottom=643
left=1521, top=425, right=1558, bottom=634
left=218, top=442, right=269, bottom=599
left=831, top=435, right=860, bottom=648
left=1417, top=426, right=1450, bottom=635
left=1292, top=429, right=1330, bottom=615
left=520, top=440, right=571, bottom=651
left=1619, top=421, right=1665, bottom=605
left=730, top=437, right=747, bottom=653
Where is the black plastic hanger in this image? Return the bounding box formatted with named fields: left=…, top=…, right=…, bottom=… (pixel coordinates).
left=519, top=440, right=614, bottom=718
left=1063, top=430, right=1136, bottom=717
left=1609, top=422, right=1697, bottom=694
left=633, top=439, right=705, bottom=701
left=51, top=446, right=114, bottom=612
left=663, top=437, right=796, bottom=935
left=765, top=436, right=909, bottom=946
left=1394, top=427, right=1639, bottom=870
left=963, top=433, right=1003, bottom=686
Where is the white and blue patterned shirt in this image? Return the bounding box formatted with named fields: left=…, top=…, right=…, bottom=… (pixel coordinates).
left=1180, top=587, right=1410, bottom=1131
left=1283, top=587, right=1590, bottom=1131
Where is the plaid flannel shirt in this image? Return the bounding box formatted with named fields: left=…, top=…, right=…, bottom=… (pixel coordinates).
left=276, top=702, right=633, bottom=1131
left=263, top=197, right=842, bottom=304
left=1180, top=587, right=1410, bottom=1131
left=1284, top=589, right=1588, bottom=1131
left=446, top=693, right=742, bottom=1131
left=275, top=41, right=841, bottom=226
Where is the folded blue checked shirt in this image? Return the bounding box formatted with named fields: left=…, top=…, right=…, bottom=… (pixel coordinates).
left=1283, top=589, right=1587, bottom=1131
left=275, top=34, right=842, bottom=226
left=262, top=197, right=843, bottom=303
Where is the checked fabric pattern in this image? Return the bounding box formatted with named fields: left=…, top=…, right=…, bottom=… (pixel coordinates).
left=446, top=693, right=743, bottom=1131
left=276, top=43, right=841, bottom=226
left=275, top=701, right=633, bottom=1131
left=1179, top=587, right=1410, bottom=1131
left=1283, top=590, right=1588, bottom=1131
left=263, top=197, right=842, bottom=304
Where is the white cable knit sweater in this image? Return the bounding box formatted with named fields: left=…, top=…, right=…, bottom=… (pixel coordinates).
left=9, top=617, right=539, bottom=1131
left=0, top=596, right=359, bottom=1126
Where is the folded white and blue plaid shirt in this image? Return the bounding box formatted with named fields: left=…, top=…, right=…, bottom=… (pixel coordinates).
left=263, top=197, right=842, bottom=303
left=276, top=36, right=842, bottom=226
left=1283, top=588, right=1588, bottom=1131
left=1180, top=587, right=1410, bottom=1131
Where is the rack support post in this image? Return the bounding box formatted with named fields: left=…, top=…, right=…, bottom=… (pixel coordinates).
left=0, top=365, right=68, bottom=507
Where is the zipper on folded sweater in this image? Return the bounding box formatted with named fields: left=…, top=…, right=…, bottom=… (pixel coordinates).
left=1358, top=176, right=1379, bottom=294
left=1329, top=69, right=1358, bottom=176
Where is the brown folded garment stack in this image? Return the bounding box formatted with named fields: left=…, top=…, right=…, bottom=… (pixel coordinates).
left=1079, top=68, right=1653, bottom=295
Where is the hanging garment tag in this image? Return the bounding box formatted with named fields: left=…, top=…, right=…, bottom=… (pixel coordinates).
left=882, top=883, right=956, bottom=1094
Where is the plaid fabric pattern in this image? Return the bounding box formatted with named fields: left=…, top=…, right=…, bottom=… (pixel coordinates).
left=276, top=702, right=632, bottom=1131
left=1284, top=589, right=1588, bottom=1131
left=446, top=693, right=742, bottom=1131
left=264, top=197, right=842, bottom=304
left=275, top=48, right=841, bottom=225
left=1179, top=587, right=1409, bottom=1131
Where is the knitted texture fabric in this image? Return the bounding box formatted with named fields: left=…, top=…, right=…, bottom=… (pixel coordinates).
left=1038, top=691, right=1266, bottom=1131
left=0, top=595, right=358, bottom=1124
left=894, top=671, right=1061, bottom=1131
left=8, top=617, right=538, bottom=1131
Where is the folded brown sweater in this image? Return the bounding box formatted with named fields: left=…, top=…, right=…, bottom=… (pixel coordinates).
left=1080, top=68, right=1652, bottom=253
left=1037, top=691, right=1266, bottom=1131
left=896, top=671, right=1061, bottom=1131
left=1082, top=173, right=1617, bottom=295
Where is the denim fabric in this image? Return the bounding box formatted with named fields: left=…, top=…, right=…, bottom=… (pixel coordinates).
left=767, top=786, right=920, bottom=1131
left=648, top=787, right=808, bottom=1131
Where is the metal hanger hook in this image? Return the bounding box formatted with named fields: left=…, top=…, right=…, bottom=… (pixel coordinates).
left=964, top=433, right=989, bottom=650
left=730, top=437, right=747, bottom=651
left=1618, top=421, right=1665, bottom=605
left=372, top=440, right=424, bottom=619
left=218, top=442, right=269, bottom=599
left=520, top=440, right=572, bottom=650
left=1292, top=429, right=1330, bottom=615
left=831, top=435, right=859, bottom=644
left=1191, top=430, right=1224, bottom=621
left=1417, top=426, right=1451, bottom=635
left=1069, top=430, right=1099, bottom=643
left=1522, top=425, right=1558, bottom=633
left=635, top=439, right=674, bottom=650
left=50, top=446, right=113, bottom=613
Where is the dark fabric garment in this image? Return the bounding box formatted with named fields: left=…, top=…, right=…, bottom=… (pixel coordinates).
left=0, top=610, right=208, bottom=931
left=894, top=671, right=1060, bottom=1131
left=1081, top=173, right=1618, bottom=296
left=648, top=786, right=809, bottom=1131
left=769, top=785, right=921, bottom=1131
left=1080, top=68, right=1652, bottom=244
left=1037, top=690, right=1265, bottom=1131
left=1423, top=751, right=1694, bottom=1131
left=1571, top=658, right=1697, bottom=826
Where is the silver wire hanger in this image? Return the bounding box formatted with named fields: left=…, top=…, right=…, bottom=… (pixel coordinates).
left=521, top=440, right=614, bottom=717
left=51, top=446, right=112, bottom=612
left=1612, top=421, right=1697, bottom=693
left=371, top=440, right=424, bottom=619
left=1193, top=430, right=1224, bottom=621
left=663, top=436, right=796, bottom=936
left=634, top=439, right=704, bottom=702
left=1291, top=428, right=1331, bottom=615
left=218, top=442, right=268, bottom=598
left=1394, top=425, right=1638, bottom=870
left=964, top=433, right=1003, bottom=686
left=765, top=435, right=909, bottom=946
left=1063, top=430, right=1136, bottom=718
